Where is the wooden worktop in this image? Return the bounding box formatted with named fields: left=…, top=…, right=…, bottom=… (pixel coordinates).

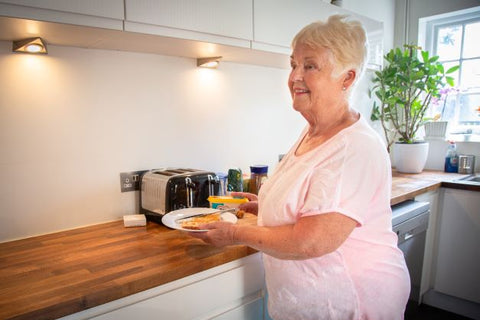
left=390, top=170, right=471, bottom=205
left=0, top=215, right=258, bottom=320
left=0, top=170, right=472, bottom=320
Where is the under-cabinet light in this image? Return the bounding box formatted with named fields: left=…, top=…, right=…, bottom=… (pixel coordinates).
left=12, top=37, right=48, bottom=54
left=197, top=56, right=222, bottom=68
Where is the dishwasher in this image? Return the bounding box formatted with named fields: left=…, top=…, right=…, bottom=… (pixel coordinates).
left=392, top=200, right=430, bottom=302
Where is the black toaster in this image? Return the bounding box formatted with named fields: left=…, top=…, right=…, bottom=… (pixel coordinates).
left=140, top=168, right=219, bottom=224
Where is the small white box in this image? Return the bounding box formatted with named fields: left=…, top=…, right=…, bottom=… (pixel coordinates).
left=123, top=214, right=146, bottom=227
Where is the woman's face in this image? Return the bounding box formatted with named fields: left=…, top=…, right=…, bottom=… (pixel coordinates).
left=288, top=43, right=344, bottom=116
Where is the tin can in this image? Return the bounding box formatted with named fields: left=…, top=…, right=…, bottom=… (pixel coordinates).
left=227, top=168, right=243, bottom=192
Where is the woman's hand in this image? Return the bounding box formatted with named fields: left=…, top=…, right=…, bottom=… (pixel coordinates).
left=188, top=222, right=238, bottom=247
left=230, top=192, right=259, bottom=215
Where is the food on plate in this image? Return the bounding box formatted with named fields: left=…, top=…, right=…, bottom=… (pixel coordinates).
left=180, top=213, right=221, bottom=230
left=235, top=209, right=246, bottom=219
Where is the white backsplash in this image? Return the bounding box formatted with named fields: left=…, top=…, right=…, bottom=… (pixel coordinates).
left=424, top=139, right=480, bottom=172
left=0, top=41, right=304, bottom=241
left=4, top=36, right=476, bottom=242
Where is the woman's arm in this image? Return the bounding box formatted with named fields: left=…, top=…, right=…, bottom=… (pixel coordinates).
left=190, top=212, right=357, bottom=260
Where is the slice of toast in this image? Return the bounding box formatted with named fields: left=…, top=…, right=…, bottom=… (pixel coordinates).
left=180, top=213, right=221, bottom=230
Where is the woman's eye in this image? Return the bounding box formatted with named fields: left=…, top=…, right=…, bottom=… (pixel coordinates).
left=305, top=64, right=316, bottom=70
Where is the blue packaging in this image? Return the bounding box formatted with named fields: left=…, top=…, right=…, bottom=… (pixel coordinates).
left=444, top=142, right=458, bottom=173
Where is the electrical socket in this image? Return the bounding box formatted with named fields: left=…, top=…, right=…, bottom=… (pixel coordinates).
left=120, top=170, right=148, bottom=192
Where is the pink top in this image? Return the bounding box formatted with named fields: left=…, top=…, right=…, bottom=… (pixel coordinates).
left=258, top=115, right=410, bottom=320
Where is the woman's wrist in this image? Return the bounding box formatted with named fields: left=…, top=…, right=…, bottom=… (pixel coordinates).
left=231, top=225, right=240, bottom=245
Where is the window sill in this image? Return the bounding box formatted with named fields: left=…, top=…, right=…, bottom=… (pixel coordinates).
left=425, top=134, right=480, bottom=143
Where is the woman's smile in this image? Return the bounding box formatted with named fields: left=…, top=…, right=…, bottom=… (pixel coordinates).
left=293, top=87, right=310, bottom=97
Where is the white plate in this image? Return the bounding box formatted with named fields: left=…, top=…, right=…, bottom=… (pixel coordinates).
left=161, top=207, right=238, bottom=232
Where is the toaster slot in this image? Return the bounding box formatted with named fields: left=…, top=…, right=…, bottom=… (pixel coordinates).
left=185, top=177, right=196, bottom=208
left=208, top=174, right=219, bottom=197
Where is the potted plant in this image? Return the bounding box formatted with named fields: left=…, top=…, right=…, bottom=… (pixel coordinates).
left=370, top=44, right=458, bottom=173
left=423, top=86, right=459, bottom=139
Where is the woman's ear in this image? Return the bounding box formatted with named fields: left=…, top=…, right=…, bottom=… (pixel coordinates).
left=342, top=70, right=356, bottom=90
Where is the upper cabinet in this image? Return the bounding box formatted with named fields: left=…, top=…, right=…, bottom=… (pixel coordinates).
left=124, top=0, right=253, bottom=48
left=253, top=0, right=334, bottom=53
left=253, top=0, right=384, bottom=69
left=0, top=0, right=383, bottom=69
left=0, top=0, right=124, bottom=30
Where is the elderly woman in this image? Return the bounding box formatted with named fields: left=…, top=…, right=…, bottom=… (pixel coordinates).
left=191, top=15, right=410, bottom=320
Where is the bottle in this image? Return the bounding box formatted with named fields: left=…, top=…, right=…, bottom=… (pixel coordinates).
left=249, top=165, right=268, bottom=195
left=444, top=141, right=459, bottom=173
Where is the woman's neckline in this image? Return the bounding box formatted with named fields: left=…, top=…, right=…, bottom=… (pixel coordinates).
left=293, top=112, right=361, bottom=157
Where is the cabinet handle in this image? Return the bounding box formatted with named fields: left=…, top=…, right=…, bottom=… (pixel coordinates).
left=404, top=232, right=414, bottom=241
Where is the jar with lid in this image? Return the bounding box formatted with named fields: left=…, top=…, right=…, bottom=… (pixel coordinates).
left=216, top=172, right=227, bottom=196
left=249, top=165, right=268, bottom=195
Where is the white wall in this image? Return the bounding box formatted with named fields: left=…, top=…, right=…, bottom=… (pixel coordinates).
left=0, top=42, right=306, bottom=241
left=0, top=1, right=397, bottom=242
left=424, top=139, right=480, bottom=172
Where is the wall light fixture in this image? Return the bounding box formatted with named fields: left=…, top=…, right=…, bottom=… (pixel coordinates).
left=12, top=37, right=48, bottom=54
left=197, top=56, right=222, bottom=68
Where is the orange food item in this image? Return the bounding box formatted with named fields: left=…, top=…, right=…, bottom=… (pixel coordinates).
left=180, top=213, right=221, bottom=230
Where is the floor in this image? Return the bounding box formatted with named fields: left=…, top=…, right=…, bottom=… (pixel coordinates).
left=405, top=300, right=474, bottom=320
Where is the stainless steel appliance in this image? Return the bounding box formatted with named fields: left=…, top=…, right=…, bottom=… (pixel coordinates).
left=392, top=200, right=430, bottom=302
left=140, top=168, right=219, bottom=224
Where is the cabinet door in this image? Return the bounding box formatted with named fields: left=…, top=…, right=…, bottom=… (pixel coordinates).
left=0, top=0, right=123, bottom=19
left=125, top=0, right=253, bottom=46
left=212, top=297, right=264, bottom=320
left=435, top=188, right=480, bottom=304
left=253, top=0, right=336, bottom=53
left=87, top=254, right=265, bottom=320
left=0, top=0, right=124, bottom=29
left=253, top=0, right=383, bottom=69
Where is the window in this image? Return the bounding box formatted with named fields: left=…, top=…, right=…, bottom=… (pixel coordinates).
left=420, top=7, right=480, bottom=137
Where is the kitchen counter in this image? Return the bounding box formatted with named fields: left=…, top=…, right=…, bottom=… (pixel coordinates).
left=0, top=170, right=473, bottom=320
left=391, top=170, right=472, bottom=205
left=0, top=215, right=258, bottom=320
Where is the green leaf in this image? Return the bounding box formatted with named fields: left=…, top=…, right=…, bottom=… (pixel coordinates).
left=446, top=65, right=460, bottom=74
left=421, top=51, right=429, bottom=62
left=446, top=76, right=455, bottom=87
left=370, top=102, right=380, bottom=121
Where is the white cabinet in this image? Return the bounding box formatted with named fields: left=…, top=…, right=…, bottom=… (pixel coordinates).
left=253, top=0, right=336, bottom=53
left=124, top=0, right=253, bottom=48
left=434, top=188, right=480, bottom=304
left=414, top=190, right=440, bottom=301
left=253, top=0, right=384, bottom=69
left=60, top=253, right=265, bottom=320
left=0, top=0, right=383, bottom=69
left=0, top=0, right=124, bottom=29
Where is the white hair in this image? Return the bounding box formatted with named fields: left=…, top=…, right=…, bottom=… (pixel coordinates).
left=292, top=14, right=368, bottom=80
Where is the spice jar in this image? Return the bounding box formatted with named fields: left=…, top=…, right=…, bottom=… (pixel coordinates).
left=249, top=165, right=268, bottom=195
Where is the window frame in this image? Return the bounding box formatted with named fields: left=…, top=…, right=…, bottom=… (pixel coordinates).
left=419, top=6, right=480, bottom=135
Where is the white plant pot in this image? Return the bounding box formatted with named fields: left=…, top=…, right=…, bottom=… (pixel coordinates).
left=424, top=121, right=448, bottom=138
left=393, top=142, right=429, bottom=173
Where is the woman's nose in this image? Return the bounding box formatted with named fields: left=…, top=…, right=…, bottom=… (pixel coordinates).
left=289, top=67, right=304, bottom=82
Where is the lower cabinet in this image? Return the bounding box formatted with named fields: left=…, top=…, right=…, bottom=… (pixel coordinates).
left=422, top=187, right=480, bottom=320
left=60, top=253, right=265, bottom=320
left=434, top=188, right=480, bottom=304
